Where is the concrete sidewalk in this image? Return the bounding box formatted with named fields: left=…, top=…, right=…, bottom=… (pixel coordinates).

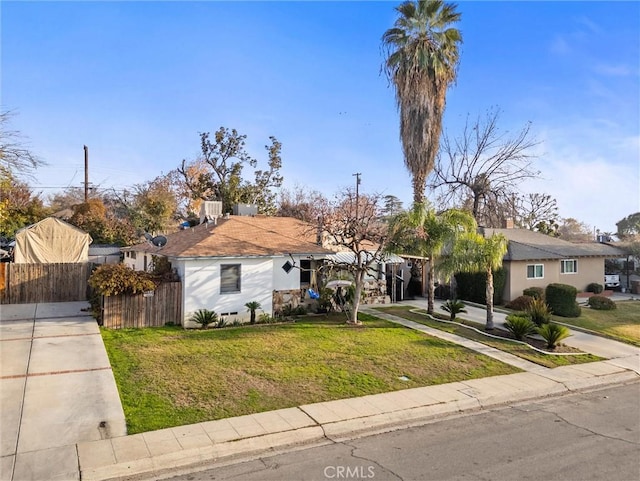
left=0, top=302, right=126, bottom=481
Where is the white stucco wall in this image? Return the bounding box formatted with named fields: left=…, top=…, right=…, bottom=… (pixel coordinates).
left=122, top=251, right=152, bottom=271
left=273, top=254, right=305, bottom=290
left=180, top=257, right=275, bottom=327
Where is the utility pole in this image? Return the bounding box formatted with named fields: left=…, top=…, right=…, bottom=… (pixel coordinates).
left=353, top=172, right=361, bottom=220
left=83, top=145, right=89, bottom=203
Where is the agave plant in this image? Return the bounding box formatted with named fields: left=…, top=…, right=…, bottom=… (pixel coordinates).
left=441, top=298, right=467, bottom=321
left=245, top=301, right=262, bottom=324
left=190, top=309, right=218, bottom=329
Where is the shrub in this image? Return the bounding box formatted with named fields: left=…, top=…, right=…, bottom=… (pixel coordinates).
left=545, top=283, right=581, bottom=318
left=258, top=313, right=275, bottom=324
left=586, top=283, right=604, bottom=294
left=526, top=298, right=552, bottom=326
left=441, top=298, right=467, bottom=321
left=190, top=309, right=218, bottom=329
left=523, top=287, right=544, bottom=300
left=455, top=268, right=506, bottom=305
left=587, top=295, right=616, bottom=310
left=504, top=315, right=537, bottom=341
left=505, top=295, right=534, bottom=311
left=88, top=263, right=156, bottom=296
left=537, top=323, right=570, bottom=349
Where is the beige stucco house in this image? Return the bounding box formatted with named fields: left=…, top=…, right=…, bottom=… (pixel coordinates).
left=481, top=227, right=625, bottom=302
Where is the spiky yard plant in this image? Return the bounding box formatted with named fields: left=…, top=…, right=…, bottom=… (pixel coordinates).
left=537, top=323, right=570, bottom=350
left=526, top=298, right=552, bottom=326
left=441, top=298, right=467, bottom=321
left=190, top=309, right=218, bottom=329
left=504, top=314, right=537, bottom=341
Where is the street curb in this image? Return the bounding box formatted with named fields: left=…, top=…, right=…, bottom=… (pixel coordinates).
left=76, top=365, right=640, bottom=481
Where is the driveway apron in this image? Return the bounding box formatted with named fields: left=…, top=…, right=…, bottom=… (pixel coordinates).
left=0, top=301, right=126, bottom=481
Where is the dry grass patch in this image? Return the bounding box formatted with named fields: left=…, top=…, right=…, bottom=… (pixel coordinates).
left=556, top=300, right=640, bottom=346
left=102, top=313, right=519, bottom=434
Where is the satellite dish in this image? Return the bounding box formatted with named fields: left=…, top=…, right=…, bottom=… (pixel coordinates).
left=144, top=233, right=154, bottom=241
left=151, top=235, right=167, bottom=247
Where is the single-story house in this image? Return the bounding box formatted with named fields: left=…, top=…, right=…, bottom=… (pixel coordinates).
left=88, top=244, right=122, bottom=265
left=481, top=227, right=626, bottom=302
left=122, top=215, right=335, bottom=326
left=14, top=217, right=92, bottom=264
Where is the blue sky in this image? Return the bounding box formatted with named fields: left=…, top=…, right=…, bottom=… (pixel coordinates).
left=2, top=1, right=639, bottom=234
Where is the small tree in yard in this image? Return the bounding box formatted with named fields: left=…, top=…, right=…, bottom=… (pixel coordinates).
left=318, top=189, right=391, bottom=325
left=245, top=301, right=261, bottom=324
left=387, top=202, right=476, bottom=315
left=442, top=231, right=508, bottom=330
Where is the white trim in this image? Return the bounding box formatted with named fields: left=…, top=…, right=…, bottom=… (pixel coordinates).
left=526, top=264, right=544, bottom=279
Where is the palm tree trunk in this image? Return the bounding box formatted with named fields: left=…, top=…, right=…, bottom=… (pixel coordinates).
left=485, top=266, right=494, bottom=330
left=427, top=261, right=435, bottom=315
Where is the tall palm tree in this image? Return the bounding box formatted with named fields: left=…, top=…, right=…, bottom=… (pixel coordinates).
left=444, top=232, right=508, bottom=329
left=388, top=202, right=475, bottom=315
left=382, top=0, right=462, bottom=205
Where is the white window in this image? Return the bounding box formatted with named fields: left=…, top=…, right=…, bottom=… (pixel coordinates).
left=527, top=264, right=544, bottom=279
left=220, top=264, right=241, bottom=293
left=561, top=259, right=577, bottom=274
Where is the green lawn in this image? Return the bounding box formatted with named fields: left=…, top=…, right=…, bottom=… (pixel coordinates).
left=376, top=306, right=603, bottom=368
left=554, top=300, right=640, bottom=346
left=101, top=313, right=519, bottom=434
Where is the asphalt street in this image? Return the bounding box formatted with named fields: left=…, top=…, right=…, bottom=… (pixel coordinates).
left=165, top=382, right=640, bottom=481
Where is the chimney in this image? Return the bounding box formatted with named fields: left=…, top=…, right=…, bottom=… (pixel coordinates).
left=503, top=218, right=514, bottom=229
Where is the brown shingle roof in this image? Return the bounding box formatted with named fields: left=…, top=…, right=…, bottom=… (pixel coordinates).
left=123, top=216, right=333, bottom=259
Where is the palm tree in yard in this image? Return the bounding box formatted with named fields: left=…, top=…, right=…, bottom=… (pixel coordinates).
left=388, top=202, right=476, bottom=315
left=382, top=0, right=462, bottom=204
left=443, top=231, right=508, bottom=330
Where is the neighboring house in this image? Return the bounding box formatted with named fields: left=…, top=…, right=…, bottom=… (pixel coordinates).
left=14, top=217, right=92, bottom=264
left=88, top=244, right=122, bottom=265
left=122, top=215, right=335, bottom=326
left=481, top=227, right=626, bottom=302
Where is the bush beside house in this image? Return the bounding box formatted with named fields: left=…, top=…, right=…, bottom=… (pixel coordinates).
left=545, top=283, right=581, bottom=318
left=455, top=268, right=506, bottom=305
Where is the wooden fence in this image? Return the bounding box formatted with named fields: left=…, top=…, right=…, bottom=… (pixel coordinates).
left=102, top=282, right=182, bottom=329
left=0, top=262, right=93, bottom=304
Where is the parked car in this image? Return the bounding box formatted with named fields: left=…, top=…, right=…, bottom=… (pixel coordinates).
left=605, top=274, right=620, bottom=289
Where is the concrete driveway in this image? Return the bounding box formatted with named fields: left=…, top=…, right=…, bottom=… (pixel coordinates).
left=0, top=301, right=126, bottom=481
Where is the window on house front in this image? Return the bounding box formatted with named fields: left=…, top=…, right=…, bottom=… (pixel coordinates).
left=130, top=251, right=137, bottom=260
left=527, top=264, right=544, bottom=279
left=561, top=259, right=577, bottom=274
left=220, top=264, right=241, bottom=293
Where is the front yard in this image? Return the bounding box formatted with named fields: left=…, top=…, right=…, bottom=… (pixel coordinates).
left=376, top=306, right=603, bottom=368
left=102, top=313, right=519, bottom=434
left=555, top=300, right=640, bottom=347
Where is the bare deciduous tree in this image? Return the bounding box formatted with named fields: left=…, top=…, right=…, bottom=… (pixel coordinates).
left=318, top=190, right=390, bottom=325
left=429, top=107, right=540, bottom=226
left=0, top=111, right=45, bottom=179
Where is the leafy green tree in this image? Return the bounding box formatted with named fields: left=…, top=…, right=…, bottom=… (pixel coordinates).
left=382, top=0, right=462, bottom=204
left=0, top=174, right=50, bottom=238
left=116, top=176, right=179, bottom=234
left=245, top=301, right=262, bottom=324
left=616, top=212, right=640, bottom=240
left=443, top=231, right=508, bottom=329
left=69, top=199, right=137, bottom=245
left=177, top=128, right=283, bottom=215
left=388, top=202, right=476, bottom=314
